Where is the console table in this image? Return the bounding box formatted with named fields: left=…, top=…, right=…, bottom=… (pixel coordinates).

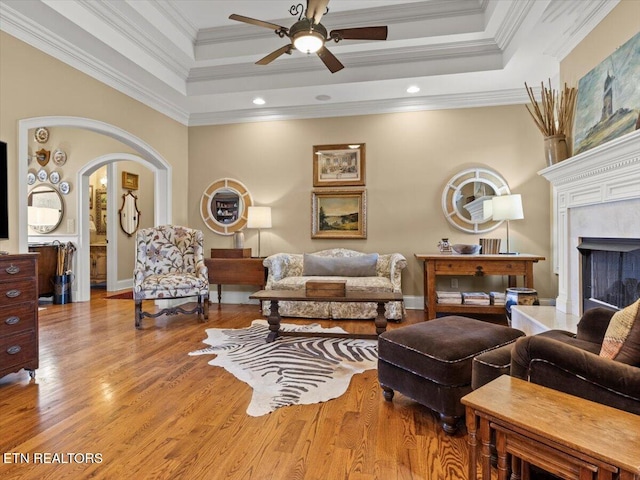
left=205, top=249, right=266, bottom=303
left=462, top=375, right=640, bottom=480
left=414, top=253, right=545, bottom=319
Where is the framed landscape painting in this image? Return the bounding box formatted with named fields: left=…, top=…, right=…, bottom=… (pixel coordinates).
left=313, top=144, right=365, bottom=187
left=311, top=188, right=366, bottom=239
left=573, top=30, right=640, bottom=155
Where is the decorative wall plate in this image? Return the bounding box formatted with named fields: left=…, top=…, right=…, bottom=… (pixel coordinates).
left=49, top=171, right=61, bottom=184
left=27, top=172, right=36, bottom=185
left=34, top=127, right=49, bottom=144
left=52, top=149, right=67, bottom=166
left=37, top=169, right=48, bottom=182
left=59, top=181, right=70, bottom=195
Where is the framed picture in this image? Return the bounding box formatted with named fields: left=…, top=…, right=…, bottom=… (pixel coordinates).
left=313, top=144, right=365, bottom=187
left=95, top=188, right=107, bottom=235
left=311, top=188, right=366, bottom=239
left=122, top=171, right=139, bottom=190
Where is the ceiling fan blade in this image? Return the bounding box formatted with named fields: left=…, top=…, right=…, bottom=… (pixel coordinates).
left=256, top=45, right=293, bottom=65
left=306, top=0, right=330, bottom=24
left=317, top=46, right=344, bottom=73
left=330, top=26, right=388, bottom=41
left=229, top=14, right=287, bottom=32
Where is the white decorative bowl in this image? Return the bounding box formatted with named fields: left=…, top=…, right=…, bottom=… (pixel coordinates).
left=452, top=244, right=481, bottom=255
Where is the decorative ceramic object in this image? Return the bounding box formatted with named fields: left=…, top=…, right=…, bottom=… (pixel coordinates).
left=543, top=134, right=569, bottom=166
left=452, top=244, right=481, bottom=255
left=234, top=231, right=245, bottom=249
left=505, top=287, right=539, bottom=322
left=437, top=238, right=452, bottom=253
left=34, top=127, right=49, bottom=144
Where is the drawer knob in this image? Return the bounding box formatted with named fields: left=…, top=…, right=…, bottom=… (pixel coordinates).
left=5, top=264, right=20, bottom=275
left=7, top=345, right=22, bottom=355
left=475, top=266, right=484, bottom=277
left=5, top=316, right=20, bottom=325
left=6, top=289, right=21, bottom=298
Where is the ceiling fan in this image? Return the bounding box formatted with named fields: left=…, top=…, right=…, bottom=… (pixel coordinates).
left=229, top=0, right=388, bottom=73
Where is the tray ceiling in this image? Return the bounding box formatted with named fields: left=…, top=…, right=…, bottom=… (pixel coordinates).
left=0, top=0, right=617, bottom=125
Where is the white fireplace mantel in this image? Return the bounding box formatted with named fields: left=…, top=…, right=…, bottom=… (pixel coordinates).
left=538, top=129, right=640, bottom=315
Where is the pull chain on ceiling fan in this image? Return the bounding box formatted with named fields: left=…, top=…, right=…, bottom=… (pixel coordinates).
left=229, top=0, right=388, bottom=73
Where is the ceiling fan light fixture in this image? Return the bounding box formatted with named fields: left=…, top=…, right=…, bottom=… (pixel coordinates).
left=293, top=32, right=324, bottom=54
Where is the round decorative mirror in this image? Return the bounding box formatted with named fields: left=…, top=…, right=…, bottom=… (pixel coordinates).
left=200, top=178, right=253, bottom=235
left=441, top=167, right=510, bottom=233
left=119, top=191, right=141, bottom=237
left=27, top=185, right=64, bottom=234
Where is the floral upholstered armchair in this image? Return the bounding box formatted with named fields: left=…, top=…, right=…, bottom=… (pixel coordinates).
left=133, top=225, right=209, bottom=328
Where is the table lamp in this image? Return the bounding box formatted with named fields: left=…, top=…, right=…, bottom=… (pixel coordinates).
left=490, top=194, right=524, bottom=254
left=247, top=206, right=271, bottom=258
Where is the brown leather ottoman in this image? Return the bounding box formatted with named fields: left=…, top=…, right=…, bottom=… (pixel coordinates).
left=378, top=315, right=524, bottom=434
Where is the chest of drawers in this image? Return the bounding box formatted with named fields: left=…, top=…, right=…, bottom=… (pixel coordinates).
left=0, top=254, right=39, bottom=379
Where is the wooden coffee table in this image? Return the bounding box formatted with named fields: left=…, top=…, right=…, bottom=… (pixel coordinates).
left=249, top=289, right=404, bottom=342
left=462, top=375, right=640, bottom=480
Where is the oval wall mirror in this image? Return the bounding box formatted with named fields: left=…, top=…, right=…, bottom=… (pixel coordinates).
left=119, top=191, right=141, bottom=237
left=200, top=178, right=253, bottom=235
left=441, top=167, right=510, bottom=233
left=27, top=185, right=64, bottom=234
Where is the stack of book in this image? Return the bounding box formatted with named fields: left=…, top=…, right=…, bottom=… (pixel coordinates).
left=436, top=291, right=462, bottom=304
left=462, top=292, right=490, bottom=305
left=490, top=291, right=506, bottom=305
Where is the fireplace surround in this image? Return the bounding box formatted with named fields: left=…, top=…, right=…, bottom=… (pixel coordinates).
left=539, top=129, right=640, bottom=317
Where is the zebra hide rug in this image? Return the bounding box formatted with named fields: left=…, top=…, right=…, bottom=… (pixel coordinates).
left=188, top=319, right=378, bottom=416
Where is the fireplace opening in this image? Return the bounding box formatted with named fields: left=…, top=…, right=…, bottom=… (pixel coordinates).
left=578, top=238, right=640, bottom=312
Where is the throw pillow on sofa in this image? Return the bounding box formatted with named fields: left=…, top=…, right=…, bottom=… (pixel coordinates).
left=302, top=253, right=378, bottom=277
left=599, top=299, right=640, bottom=365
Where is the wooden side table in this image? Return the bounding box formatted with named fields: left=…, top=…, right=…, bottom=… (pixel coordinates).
left=205, top=249, right=267, bottom=303
left=414, top=253, right=545, bottom=319
left=462, top=375, right=640, bottom=480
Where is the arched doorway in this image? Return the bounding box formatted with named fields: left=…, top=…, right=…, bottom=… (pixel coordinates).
left=18, top=116, right=172, bottom=302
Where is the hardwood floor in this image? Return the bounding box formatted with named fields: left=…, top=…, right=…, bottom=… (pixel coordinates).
left=1, top=291, right=479, bottom=480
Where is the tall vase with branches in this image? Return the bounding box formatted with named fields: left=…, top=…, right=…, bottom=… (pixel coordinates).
left=525, top=80, right=577, bottom=166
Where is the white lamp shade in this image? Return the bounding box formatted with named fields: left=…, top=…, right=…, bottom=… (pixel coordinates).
left=482, top=199, right=493, bottom=219
left=247, top=206, right=272, bottom=229
left=491, top=194, right=524, bottom=221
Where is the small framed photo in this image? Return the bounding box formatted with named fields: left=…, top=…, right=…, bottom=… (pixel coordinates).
left=311, top=188, right=366, bottom=239
left=122, top=171, right=139, bottom=190
left=313, top=144, right=365, bottom=187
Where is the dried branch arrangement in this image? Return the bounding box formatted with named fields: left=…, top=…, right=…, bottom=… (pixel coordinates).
left=525, top=80, right=577, bottom=137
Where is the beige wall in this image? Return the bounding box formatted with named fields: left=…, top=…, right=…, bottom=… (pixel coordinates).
left=189, top=107, right=554, bottom=299
left=0, top=32, right=188, bottom=256
left=561, top=0, right=640, bottom=86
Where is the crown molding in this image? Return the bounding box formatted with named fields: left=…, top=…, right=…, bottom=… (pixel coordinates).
left=188, top=88, right=529, bottom=126
left=0, top=3, right=190, bottom=125
left=189, top=39, right=502, bottom=83
left=197, top=0, right=485, bottom=46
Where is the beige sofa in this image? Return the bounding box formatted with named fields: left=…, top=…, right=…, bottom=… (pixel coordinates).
left=262, top=248, right=407, bottom=320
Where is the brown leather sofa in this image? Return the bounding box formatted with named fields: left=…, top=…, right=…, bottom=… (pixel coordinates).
left=473, top=307, right=640, bottom=415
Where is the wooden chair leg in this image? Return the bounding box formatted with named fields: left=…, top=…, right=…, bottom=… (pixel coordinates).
left=135, top=299, right=143, bottom=329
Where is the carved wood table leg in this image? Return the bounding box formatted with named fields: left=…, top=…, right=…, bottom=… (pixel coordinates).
left=266, top=299, right=281, bottom=342
left=480, top=417, right=492, bottom=480
left=496, top=429, right=509, bottom=480
left=375, top=301, right=388, bottom=336
left=466, top=406, right=478, bottom=480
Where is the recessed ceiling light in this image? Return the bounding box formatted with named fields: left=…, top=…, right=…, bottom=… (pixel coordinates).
left=406, top=86, right=420, bottom=94
left=315, top=94, right=331, bottom=101
left=253, top=97, right=266, bottom=105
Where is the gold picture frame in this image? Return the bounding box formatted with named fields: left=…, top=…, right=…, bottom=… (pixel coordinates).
left=122, top=171, right=139, bottom=190
left=311, top=188, right=366, bottom=239
left=313, top=144, right=365, bottom=187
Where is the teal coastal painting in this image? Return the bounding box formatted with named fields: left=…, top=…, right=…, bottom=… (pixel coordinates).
left=573, top=30, right=640, bottom=155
